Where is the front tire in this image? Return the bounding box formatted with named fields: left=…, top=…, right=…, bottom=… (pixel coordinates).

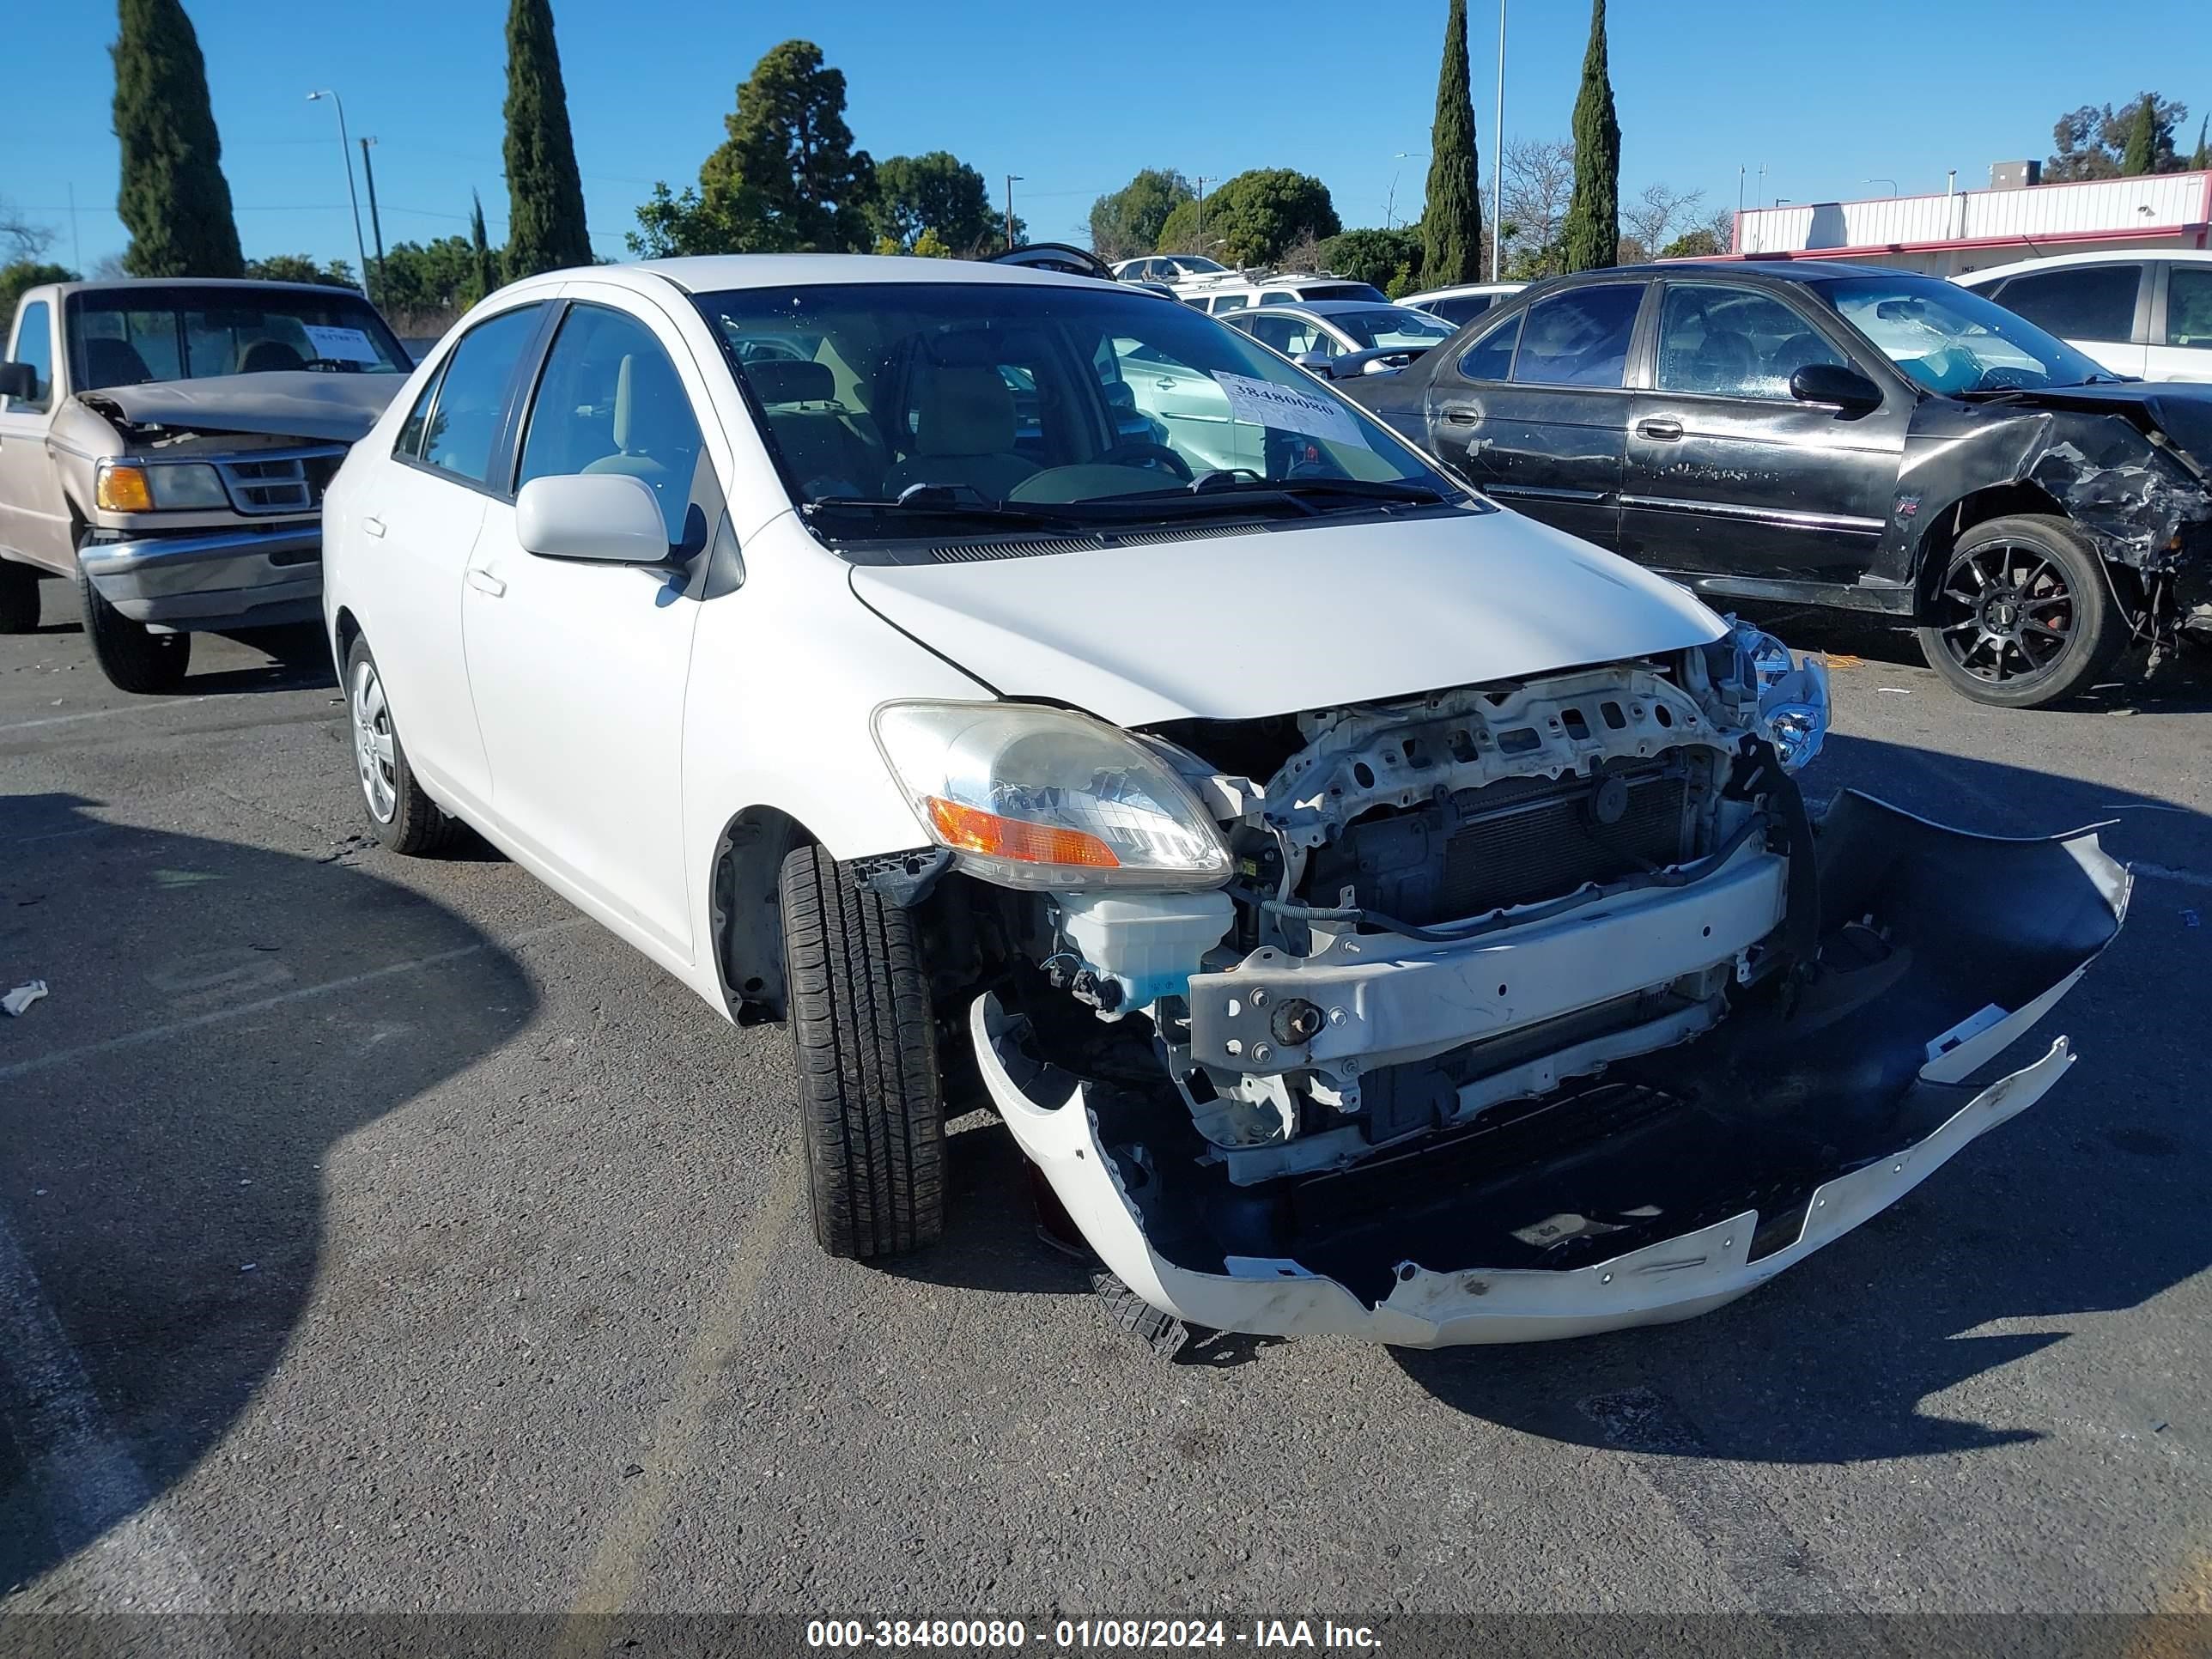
left=344, top=637, right=461, bottom=855
left=0, top=562, right=40, bottom=634
left=778, top=844, right=945, bottom=1259
left=1916, top=515, right=2125, bottom=708
left=77, top=565, right=189, bottom=692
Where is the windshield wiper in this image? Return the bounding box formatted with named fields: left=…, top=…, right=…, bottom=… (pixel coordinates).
left=1132, top=475, right=1455, bottom=514
left=804, top=495, right=1094, bottom=533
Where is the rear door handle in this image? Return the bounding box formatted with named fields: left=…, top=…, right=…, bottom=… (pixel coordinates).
left=362, top=514, right=386, bottom=538
left=1636, top=418, right=1683, bottom=441
left=466, top=568, right=506, bottom=598
left=1441, top=405, right=1480, bottom=425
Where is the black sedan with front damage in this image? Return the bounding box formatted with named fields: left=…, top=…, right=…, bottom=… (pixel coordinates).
left=1340, top=260, right=2212, bottom=707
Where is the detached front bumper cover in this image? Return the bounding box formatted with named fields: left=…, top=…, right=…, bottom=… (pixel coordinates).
left=979, top=793, right=2131, bottom=1346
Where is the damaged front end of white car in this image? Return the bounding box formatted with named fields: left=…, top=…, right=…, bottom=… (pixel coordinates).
left=868, top=623, right=2128, bottom=1348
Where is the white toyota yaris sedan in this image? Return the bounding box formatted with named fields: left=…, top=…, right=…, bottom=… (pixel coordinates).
left=323, top=255, right=2128, bottom=1349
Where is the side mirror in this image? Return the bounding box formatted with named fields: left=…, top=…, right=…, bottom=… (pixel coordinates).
left=0, top=362, right=39, bottom=402
left=514, top=472, right=673, bottom=565
left=1790, top=362, right=1883, bottom=415
left=1291, top=350, right=1335, bottom=379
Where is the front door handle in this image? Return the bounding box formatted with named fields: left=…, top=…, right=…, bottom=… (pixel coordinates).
left=362, top=514, right=386, bottom=538
left=1636, top=418, right=1684, bottom=441
left=466, top=568, right=506, bottom=599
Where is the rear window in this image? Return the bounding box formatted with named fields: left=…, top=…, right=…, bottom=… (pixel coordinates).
left=1298, top=283, right=1389, bottom=304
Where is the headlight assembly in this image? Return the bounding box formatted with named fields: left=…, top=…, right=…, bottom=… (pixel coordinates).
left=94, top=461, right=228, bottom=512
left=1729, top=621, right=1830, bottom=772
left=872, top=702, right=1232, bottom=890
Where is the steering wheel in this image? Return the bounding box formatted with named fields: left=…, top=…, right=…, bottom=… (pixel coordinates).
left=1967, top=365, right=2041, bottom=393
left=1094, top=441, right=1193, bottom=481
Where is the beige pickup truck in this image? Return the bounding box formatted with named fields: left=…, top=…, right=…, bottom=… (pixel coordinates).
left=0, top=277, right=413, bottom=690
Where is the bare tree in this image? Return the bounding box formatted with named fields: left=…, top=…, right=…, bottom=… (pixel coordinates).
left=1620, top=182, right=1705, bottom=264
left=0, top=196, right=58, bottom=264
left=1495, top=138, right=1575, bottom=276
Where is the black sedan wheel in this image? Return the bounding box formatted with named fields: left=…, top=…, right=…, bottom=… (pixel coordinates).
left=1916, top=515, right=2124, bottom=708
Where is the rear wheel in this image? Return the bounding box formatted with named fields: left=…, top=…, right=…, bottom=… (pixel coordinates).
left=1916, top=515, right=2125, bottom=708
left=344, top=636, right=461, bottom=855
left=778, top=843, right=945, bottom=1259
left=77, top=564, right=189, bottom=692
left=0, top=562, right=40, bottom=634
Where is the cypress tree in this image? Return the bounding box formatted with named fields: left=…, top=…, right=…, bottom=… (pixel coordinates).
left=2192, top=115, right=2210, bottom=171
left=469, top=191, right=499, bottom=302
left=2121, top=96, right=2157, bottom=176
left=501, top=0, right=592, bottom=277
left=1420, top=0, right=1483, bottom=288
left=1559, top=0, right=1621, bottom=272
left=111, top=0, right=244, bottom=277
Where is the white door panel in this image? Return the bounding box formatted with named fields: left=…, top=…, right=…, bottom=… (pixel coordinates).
left=365, top=465, right=490, bottom=809
left=2063, top=335, right=2148, bottom=378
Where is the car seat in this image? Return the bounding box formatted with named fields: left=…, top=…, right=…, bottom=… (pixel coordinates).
left=880, top=363, right=1038, bottom=501
left=83, top=337, right=155, bottom=388
left=239, top=340, right=305, bottom=374
left=580, top=351, right=699, bottom=534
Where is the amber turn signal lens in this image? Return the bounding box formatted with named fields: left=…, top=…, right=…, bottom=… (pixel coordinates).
left=95, top=464, right=154, bottom=513
left=924, top=797, right=1120, bottom=868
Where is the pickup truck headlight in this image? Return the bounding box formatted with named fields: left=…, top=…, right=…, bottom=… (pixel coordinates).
left=1730, top=622, right=1830, bottom=772
left=94, top=461, right=228, bottom=512
left=873, top=702, right=1232, bottom=891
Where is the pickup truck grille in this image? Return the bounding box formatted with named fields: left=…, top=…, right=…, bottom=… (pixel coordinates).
left=216, top=447, right=348, bottom=516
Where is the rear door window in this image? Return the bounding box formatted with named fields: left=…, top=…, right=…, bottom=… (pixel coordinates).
left=1510, top=285, right=1645, bottom=387
left=1993, top=264, right=2140, bottom=343
left=1457, top=312, right=1522, bottom=382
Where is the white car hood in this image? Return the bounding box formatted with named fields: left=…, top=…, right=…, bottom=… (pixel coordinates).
left=75, top=371, right=402, bottom=442
left=849, top=508, right=1727, bottom=726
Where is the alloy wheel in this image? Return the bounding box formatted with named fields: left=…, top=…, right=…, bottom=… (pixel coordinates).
left=1933, top=539, right=2080, bottom=689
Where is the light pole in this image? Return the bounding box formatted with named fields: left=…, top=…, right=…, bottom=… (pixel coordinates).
left=1194, top=175, right=1214, bottom=261
left=1863, top=177, right=1899, bottom=197
left=1491, top=0, right=1506, bottom=281
left=307, top=90, right=370, bottom=295
left=1004, top=175, right=1023, bottom=252
left=358, top=137, right=386, bottom=304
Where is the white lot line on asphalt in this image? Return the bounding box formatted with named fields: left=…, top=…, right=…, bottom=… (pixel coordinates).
left=0, top=1211, right=232, bottom=1650
left=0, top=697, right=217, bottom=734
left=0, top=915, right=594, bottom=1085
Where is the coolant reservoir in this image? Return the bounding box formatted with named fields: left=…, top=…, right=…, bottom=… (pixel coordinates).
left=1055, top=890, right=1235, bottom=1012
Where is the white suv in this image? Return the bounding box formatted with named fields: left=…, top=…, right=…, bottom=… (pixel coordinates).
left=1957, top=250, right=2212, bottom=381
left=321, top=254, right=2123, bottom=1350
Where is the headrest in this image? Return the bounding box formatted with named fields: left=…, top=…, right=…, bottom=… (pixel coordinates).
left=914, top=365, right=1016, bottom=457
left=747, top=359, right=835, bottom=404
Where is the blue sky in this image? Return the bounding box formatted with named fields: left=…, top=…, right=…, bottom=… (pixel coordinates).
left=7, top=0, right=2209, bottom=274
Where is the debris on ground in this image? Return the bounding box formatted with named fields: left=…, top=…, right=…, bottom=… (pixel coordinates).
left=3, top=980, right=51, bottom=1017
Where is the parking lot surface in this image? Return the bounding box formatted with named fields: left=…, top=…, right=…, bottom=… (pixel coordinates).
left=3, top=585, right=2209, bottom=1635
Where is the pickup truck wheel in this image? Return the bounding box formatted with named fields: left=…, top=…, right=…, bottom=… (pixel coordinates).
left=344, top=637, right=461, bottom=855
left=1916, top=515, right=2125, bottom=708
left=0, top=562, right=40, bottom=633
left=778, top=843, right=945, bottom=1260
left=76, top=566, right=190, bottom=692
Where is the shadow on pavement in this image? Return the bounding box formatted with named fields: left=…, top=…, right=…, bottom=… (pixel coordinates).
left=0, top=794, right=534, bottom=1595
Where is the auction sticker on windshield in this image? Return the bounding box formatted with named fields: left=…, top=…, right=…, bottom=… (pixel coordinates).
left=302, top=324, right=381, bottom=364
left=1211, top=370, right=1364, bottom=447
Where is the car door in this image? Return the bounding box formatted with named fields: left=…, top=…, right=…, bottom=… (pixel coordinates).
left=1986, top=263, right=2149, bottom=379
left=369, top=301, right=550, bottom=814
left=0, top=298, right=71, bottom=572
left=459, top=292, right=715, bottom=961
left=2147, top=263, right=2212, bottom=382
left=1422, top=282, right=1645, bottom=549
left=1620, top=281, right=1908, bottom=586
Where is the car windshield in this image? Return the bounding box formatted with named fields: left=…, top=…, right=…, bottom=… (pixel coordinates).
left=1328, top=307, right=1456, bottom=350
left=1813, top=275, right=2114, bottom=394
left=68, top=285, right=411, bottom=388
left=692, top=281, right=1466, bottom=545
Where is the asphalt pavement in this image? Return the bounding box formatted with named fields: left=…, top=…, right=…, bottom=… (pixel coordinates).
left=2, top=581, right=2209, bottom=1645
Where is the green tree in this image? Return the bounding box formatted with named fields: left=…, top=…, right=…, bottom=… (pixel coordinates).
left=374, top=236, right=478, bottom=314
left=1159, top=169, right=1340, bottom=266
left=692, top=40, right=874, bottom=253
left=242, top=253, right=356, bottom=288
left=501, top=0, right=592, bottom=278
left=2048, top=94, right=2190, bottom=179
left=1320, top=227, right=1423, bottom=290
left=111, top=0, right=244, bottom=277
left=1657, top=227, right=1722, bottom=259
left=867, top=153, right=1002, bottom=254
left=627, top=183, right=735, bottom=258
left=2192, top=116, right=2210, bottom=170
left=1, top=261, right=78, bottom=325
left=1421, top=0, right=1484, bottom=288
left=1559, top=0, right=1620, bottom=272
left=2122, top=95, right=2158, bottom=175
left=1088, top=169, right=1193, bottom=259
left=469, top=191, right=501, bottom=302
